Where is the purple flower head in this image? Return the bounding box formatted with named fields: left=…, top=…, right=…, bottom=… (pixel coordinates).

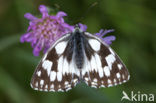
left=95, top=29, right=116, bottom=45
left=20, top=5, right=73, bottom=56
left=78, top=23, right=87, bottom=31
left=20, top=5, right=116, bottom=56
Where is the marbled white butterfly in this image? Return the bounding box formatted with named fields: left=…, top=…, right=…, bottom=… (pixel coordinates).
left=30, top=25, right=130, bottom=92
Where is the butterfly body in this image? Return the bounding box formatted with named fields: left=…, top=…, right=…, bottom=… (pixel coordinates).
left=67, top=28, right=85, bottom=69
left=31, top=25, right=130, bottom=92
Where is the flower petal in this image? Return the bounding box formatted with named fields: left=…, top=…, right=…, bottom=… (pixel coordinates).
left=102, top=29, right=114, bottom=36
left=95, top=29, right=115, bottom=45
left=24, top=13, right=37, bottom=21
left=56, top=11, right=67, bottom=18
left=20, top=32, right=33, bottom=42
left=39, top=5, right=49, bottom=18
left=79, top=23, right=87, bottom=31
left=62, top=23, right=74, bottom=31
left=102, top=36, right=116, bottom=45
left=33, top=39, right=44, bottom=56
left=33, top=48, right=40, bottom=56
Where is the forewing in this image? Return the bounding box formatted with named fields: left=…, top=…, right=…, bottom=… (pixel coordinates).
left=30, top=34, right=79, bottom=92
left=82, top=32, right=130, bottom=88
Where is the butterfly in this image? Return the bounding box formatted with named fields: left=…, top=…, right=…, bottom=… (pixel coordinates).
left=30, top=25, right=130, bottom=92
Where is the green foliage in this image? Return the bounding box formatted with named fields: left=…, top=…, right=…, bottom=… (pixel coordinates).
left=0, top=0, right=155, bottom=103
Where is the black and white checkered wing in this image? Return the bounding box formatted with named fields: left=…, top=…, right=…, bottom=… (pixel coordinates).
left=82, top=32, right=130, bottom=88
left=30, top=33, right=79, bottom=92
left=30, top=27, right=130, bottom=92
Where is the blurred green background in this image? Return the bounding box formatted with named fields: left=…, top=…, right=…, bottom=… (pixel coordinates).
left=0, top=0, right=156, bottom=103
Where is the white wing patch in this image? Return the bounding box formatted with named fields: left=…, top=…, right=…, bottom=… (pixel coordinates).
left=57, top=72, right=62, bottom=81
left=50, top=71, right=56, bottom=81
left=105, top=54, right=116, bottom=70
left=57, top=56, right=63, bottom=73
left=94, top=54, right=104, bottom=78
left=90, top=55, right=98, bottom=72
left=40, top=80, right=44, bottom=86
left=116, top=73, right=121, bottom=78
left=37, top=71, right=41, bottom=77
left=55, top=41, right=67, bottom=55
left=117, top=64, right=123, bottom=70
left=88, top=39, right=101, bottom=51
left=42, top=60, right=53, bottom=76
left=103, top=66, right=110, bottom=77
left=62, top=58, right=69, bottom=75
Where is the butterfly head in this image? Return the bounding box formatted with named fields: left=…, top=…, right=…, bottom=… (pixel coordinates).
left=73, top=24, right=83, bottom=33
